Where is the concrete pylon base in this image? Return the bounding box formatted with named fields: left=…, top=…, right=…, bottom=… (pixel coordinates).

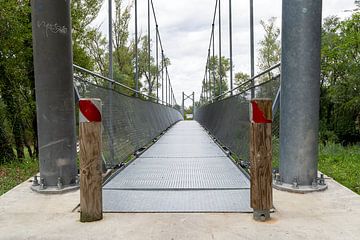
left=31, top=184, right=79, bottom=194
left=273, top=181, right=327, bottom=194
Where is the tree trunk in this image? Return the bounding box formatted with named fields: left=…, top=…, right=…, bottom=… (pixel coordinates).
left=0, top=122, right=15, bottom=164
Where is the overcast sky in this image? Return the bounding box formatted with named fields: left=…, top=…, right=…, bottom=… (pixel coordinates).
left=93, top=0, right=355, bottom=107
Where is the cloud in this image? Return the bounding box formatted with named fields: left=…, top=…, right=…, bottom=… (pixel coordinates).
left=92, top=0, right=355, bottom=106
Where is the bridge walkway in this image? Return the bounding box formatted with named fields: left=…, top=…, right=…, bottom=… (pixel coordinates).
left=103, top=120, right=251, bottom=212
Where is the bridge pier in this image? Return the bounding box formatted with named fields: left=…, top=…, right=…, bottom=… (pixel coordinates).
left=277, top=0, right=326, bottom=192
left=31, top=0, right=78, bottom=193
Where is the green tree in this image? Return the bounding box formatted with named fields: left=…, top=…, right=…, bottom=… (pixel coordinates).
left=320, top=12, right=360, bottom=144
left=85, top=28, right=108, bottom=75
left=258, top=17, right=280, bottom=75
left=256, top=17, right=281, bottom=98
left=138, top=36, right=170, bottom=98
left=206, top=55, right=230, bottom=99
left=71, top=0, right=104, bottom=70
left=0, top=0, right=33, bottom=160
left=234, top=72, right=250, bottom=94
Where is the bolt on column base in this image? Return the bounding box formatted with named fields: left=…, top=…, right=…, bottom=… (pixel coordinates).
left=31, top=176, right=79, bottom=194
left=31, top=184, right=79, bottom=194
left=273, top=181, right=327, bottom=193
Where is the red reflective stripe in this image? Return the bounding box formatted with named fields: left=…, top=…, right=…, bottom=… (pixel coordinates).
left=79, top=100, right=101, bottom=122
left=251, top=101, right=272, bottom=123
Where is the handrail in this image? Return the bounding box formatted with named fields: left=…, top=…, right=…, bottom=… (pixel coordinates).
left=198, top=73, right=281, bottom=107
left=73, top=64, right=168, bottom=105
left=211, top=62, right=281, bottom=101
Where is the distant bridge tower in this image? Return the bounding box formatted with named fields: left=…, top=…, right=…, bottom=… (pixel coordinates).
left=182, top=92, right=195, bottom=119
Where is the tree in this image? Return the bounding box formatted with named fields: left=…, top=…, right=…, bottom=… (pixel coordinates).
left=138, top=36, right=170, bottom=98
left=205, top=55, right=230, bottom=99
left=0, top=0, right=33, bottom=160
left=258, top=17, right=280, bottom=75
left=71, top=0, right=104, bottom=70
left=320, top=12, right=360, bottom=144
left=256, top=17, right=281, bottom=98
left=234, top=72, right=250, bottom=94
left=85, top=28, right=108, bottom=75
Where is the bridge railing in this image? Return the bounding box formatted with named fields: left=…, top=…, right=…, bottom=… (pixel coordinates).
left=195, top=63, right=281, bottom=169
left=73, top=66, right=183, bottom=168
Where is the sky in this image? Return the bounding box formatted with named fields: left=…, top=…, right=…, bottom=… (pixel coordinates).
left=92, top=0, right=356, bottom=107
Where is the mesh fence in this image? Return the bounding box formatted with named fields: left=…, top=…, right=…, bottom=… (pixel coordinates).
left=74, top=70, right=183, bottom=168
left=195, top=70, right=280, bottom=168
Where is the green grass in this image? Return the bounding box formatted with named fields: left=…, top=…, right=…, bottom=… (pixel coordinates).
left=1, top=142, right=359, bottom=196
left=272, top=139, right=359, bottom=194
left=0, top=157, right=39, bottom=196
left=319, top=143, right=360, bottom=194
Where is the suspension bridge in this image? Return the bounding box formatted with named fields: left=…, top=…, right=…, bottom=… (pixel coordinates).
left=1, top=0, right=360, bottom=239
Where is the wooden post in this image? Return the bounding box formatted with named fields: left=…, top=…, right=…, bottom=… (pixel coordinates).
left=250, top=98, right=272, bottom=221
left=79, top=98, right=103, bottom=222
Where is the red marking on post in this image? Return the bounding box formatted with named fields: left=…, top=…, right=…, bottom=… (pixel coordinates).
left=79, top=100, right=102, bottom=122
left=251, top=101, right=272, bottom=124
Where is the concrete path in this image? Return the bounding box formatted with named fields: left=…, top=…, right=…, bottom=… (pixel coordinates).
left=103, top=121, right=251, bottom=212
left=1, top=121, right=360, bottom=239
left=1, top=175, right=360, bottom=239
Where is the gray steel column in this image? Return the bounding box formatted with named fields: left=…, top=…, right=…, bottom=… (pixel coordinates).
left=250, top=0, right=255, bottom=98
left=279, top=0, right=323, bottom=188
left=31, top=0, right=77, bottom=189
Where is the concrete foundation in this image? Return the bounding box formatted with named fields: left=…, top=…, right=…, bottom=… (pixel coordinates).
left=1, top=175, right=359, bottom=239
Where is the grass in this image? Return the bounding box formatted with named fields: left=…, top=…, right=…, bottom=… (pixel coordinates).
left=272, top=141, right=360, bottom=194
left=0, top=142, right=359, bottom=196
left=0, top=157, right=39, bottom=196
left=319, top=143, right=360, bottom=194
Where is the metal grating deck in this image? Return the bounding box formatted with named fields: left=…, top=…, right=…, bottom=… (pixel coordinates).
left=103, top=120, right=251, bottom=212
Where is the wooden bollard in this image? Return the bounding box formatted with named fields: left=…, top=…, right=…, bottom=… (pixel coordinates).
left=250, top=98, right=272, bottom=221
left=79, top=98, right=103, bottom=222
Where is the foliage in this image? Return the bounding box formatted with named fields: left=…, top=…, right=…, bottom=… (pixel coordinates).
left=112, top=0, right=138, bottom=96
left=320, top=12, right=360, bottom=144
left=85, top=28, right=108, bottom=75
left=203, top=55, right=230, bottom=99
left=138, top=36, right=169, bottom=98
left=257, top=17, right=281, bottom=74
left=234, top=72, right=250, bottom=93
left=71, top=0, right=104, bottom=69
left=233, top=17, right=280, bottom=99
left=0, top=0, right=34, bottom=160
left=0, top=0, right=105, bottom=162
left=256, top=17, right=281, bottom=99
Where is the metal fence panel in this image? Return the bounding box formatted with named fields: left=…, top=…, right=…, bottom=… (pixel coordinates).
left=75, top=78, right=182, bottom=167
left=195, top=74, right=280, bottom=164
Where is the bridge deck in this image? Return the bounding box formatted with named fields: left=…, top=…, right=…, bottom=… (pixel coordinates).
left=103, top=120, right=251, bottom=212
